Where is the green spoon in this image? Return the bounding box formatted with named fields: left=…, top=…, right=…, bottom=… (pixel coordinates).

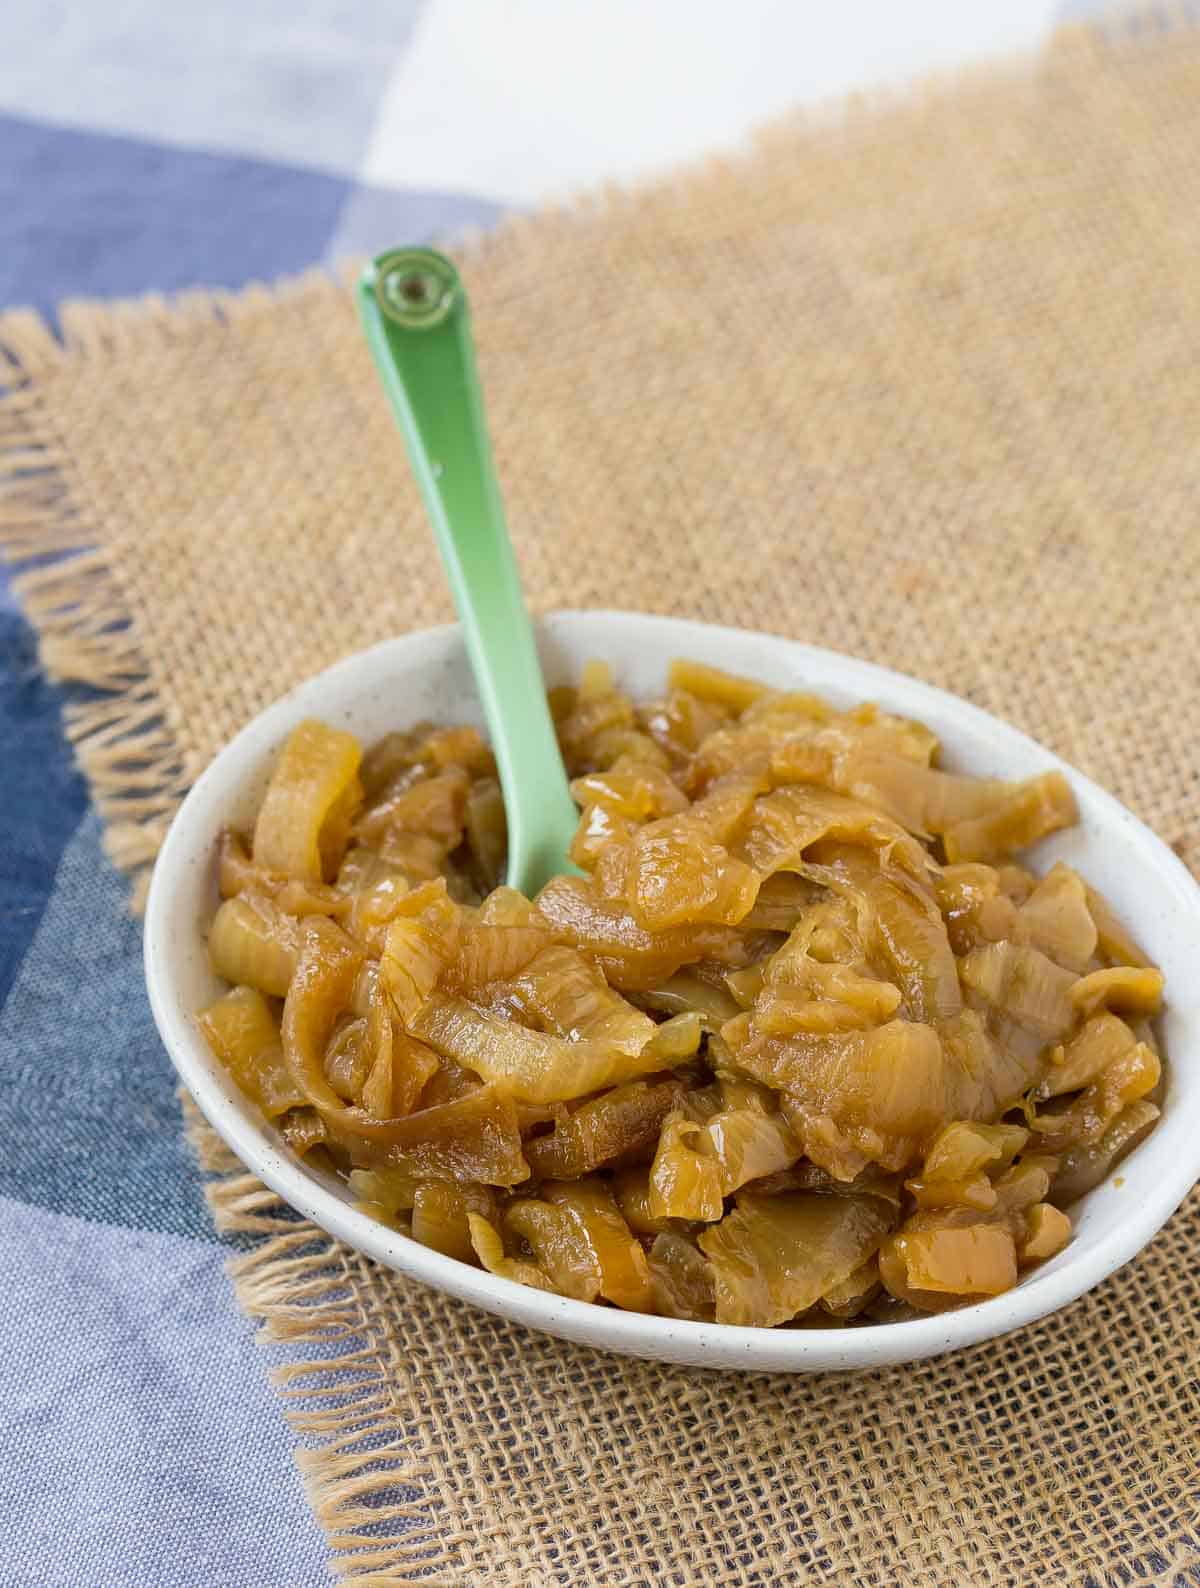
left=357, top=247, right=581, bottom=897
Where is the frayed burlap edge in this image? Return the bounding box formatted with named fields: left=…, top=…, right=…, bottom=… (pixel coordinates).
left=0, top=272, right=410, bottom=905
left=183, top=1094, right=461, bottom=1585
left=0, top=304, right=193, bottom=907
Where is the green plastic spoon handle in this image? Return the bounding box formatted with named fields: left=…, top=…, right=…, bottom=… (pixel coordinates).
left=357, top=248, right=581, bottom=897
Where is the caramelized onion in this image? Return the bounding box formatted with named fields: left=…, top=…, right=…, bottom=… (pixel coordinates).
left=200, top=664, right=1165, bottom=1326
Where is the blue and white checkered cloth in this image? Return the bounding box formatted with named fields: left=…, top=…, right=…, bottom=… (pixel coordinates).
left=0, top=4, right=1103, bottom=1583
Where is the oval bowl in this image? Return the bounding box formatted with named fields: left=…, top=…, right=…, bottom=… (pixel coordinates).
left=145, top=611, right=1200, bottom=1371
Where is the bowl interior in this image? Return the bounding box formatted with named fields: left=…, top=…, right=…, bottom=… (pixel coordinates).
left=145, top=611, right=1200, bottom=1371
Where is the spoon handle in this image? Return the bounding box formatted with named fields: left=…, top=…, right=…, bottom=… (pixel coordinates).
left=357, top=248, right=580, bottom=896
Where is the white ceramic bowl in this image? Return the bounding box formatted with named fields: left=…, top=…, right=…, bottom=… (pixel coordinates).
left=145, top=611, right=1200, bottom=1371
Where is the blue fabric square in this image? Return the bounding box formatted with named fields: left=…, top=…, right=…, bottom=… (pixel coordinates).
left=0, top=113, right=351, bottom=316
left=0, top=611, right=87, bottom=1004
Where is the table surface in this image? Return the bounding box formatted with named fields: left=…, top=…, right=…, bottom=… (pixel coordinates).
left=0, top=4, right=1103, bottom=1584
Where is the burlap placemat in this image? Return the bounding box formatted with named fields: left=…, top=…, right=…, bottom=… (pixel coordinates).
left=4, top=16, right=1200, bottom=1586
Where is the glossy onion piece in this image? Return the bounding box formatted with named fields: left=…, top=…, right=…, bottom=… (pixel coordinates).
left=502, top=1198, right=604, bottom=1302
left=417, top=1055, right=483, bottom=1110
left=878, top=1154, right=1061, bottom=1310
left=570, top=760, right=690, bottom=825
left=611, top=772, right=763, bottom=928
left=648, top=1116, right=725, bottom=1222
left=642, top=1012, right=703, bottom=1062
left=524, top=1078, right=685, bottom=1180
left=411, top=1182, right=497, bottom=1264
left=542, top=1178, right=655, bottom=1311
left=468, top=1212, right=554, bottom=1290
left=198, top=985, right=305, bottom=1117
left=698, top=1193, right=894, bottom=1327
left=819, top=1258, right=881, bottom=1318
left=535, top=875, right=764, bottom=991
left=555, top=677, right=641, bottom=774
left=935, top=863, right=1017, bottom=955
left=1017, top=863, right=1097, bottom=973
left=648, top=1232, right=717, bottom=1320
left=208, top=892, right=301, bottom=998
left=990, top=1158, right=1055, bottom=1220
left=475, top=886, right=542, bottom=928
left=568, top=801, right=632, bottom=873
left=1027, top=1038, right=1160, bottom=1148
left=725, top=1017, right=948, bottom=1176
left=349, top=1164, right=421, bottom=1222
left=1070, top=966, right=1164, bottom=1020
left=354, top=765, right=470, bottom=848
left=359, top=980, right=441, bottom=1121
left=882, top=1225, right=1017, bottom=1299
left=626, top=824, right=760, bottom=932
left=667, top=659, right=766, bottom=714
left=941, top=771, right=1077, bottom=864
left=739, top=873, right=822, bottom=932
left=958, top=941, right=1078, bottom=1050
left=1038, top=1013, right=1138, bottom=1099
left=1049, top=1101, right=1160, bottom=1205
left=631, top=970, right=742, bottom=1031
left=639, top=687, right=736, bottom=767
left=282, top=918, right=527, bottom=1179
left=345, top=1088, right=531, bottom=1186
left=1019, top=1202, right=1072, bottom=1264
left=253, top=719, right=363, bottom=883
left=410, top=995, right=662, bottom=1105
left=649, top=1085, right=800, bottom=1221
left=752, top=956, right=902, bottom=1036
left=337, top=850, right=412, bottom=957
left=355, top=982, right=394, bottom=1117
left=278, top=1107, right=328, bottom=1157
left=738, top=785, right=931, bottom=885
left=443, top=923, right=551, bottom=995
left=411, top=938, right=670, bottom=1103
left=612, top=1167, right=676, bottom=1237
left=705, top=1100, right=802, bottom=1202
left=379, top=879, right=462, bottom=1024
left=281, top=916, right=367, bottom=1118
left=324, top=1015, right=372, bottom=1103
left=360, top=723, right=488, bottom=796
left=904, top=1121, right=1029, bottom=1211
left=217, top=828, right=262, bottom=898
left=506, top=944, right=656, bottom=1049
left=830, top=762, right=1023, bottom=838
left=860, top=871, right=962, bottom=1024
left=358, top=723, right=432, bottom=797
left=739, top=687, right=838, bottom=733
left=764, top=704, right=941, bottom=798
left=935, top=1009, right=1044, bottom=1128
left=774, top=708, right=1024, bottom=837
left=218, top=829, right=350, bottom=917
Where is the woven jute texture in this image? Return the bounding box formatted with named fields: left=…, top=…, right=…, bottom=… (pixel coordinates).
left=4, top=17, right=1200, bottom=1587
